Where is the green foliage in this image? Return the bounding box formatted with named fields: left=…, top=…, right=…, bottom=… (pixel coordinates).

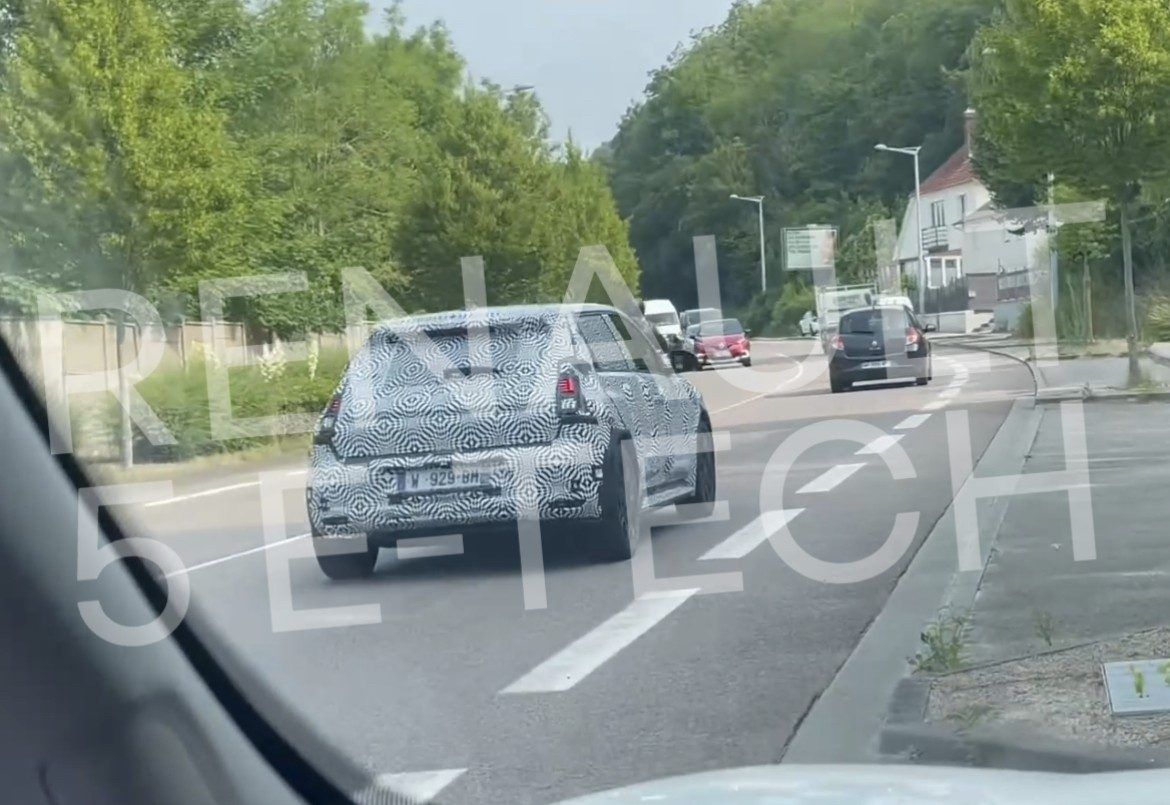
left=770, top=282, right=815, bottom=335
left=1032, top=609, right=1056, bottom=648
left=0, top=0, right=638, bottom=334
left=972, top=0, right=1170, bottom=204
left=87, top=349, right=349, bottom=462
left=606, top=0, right=996, bottom=311
left=1015, top=302, right=1033, bottom=339
left=912, top=610, right=969, bottom=674
left=1145, top=296, right=1170, bottom=343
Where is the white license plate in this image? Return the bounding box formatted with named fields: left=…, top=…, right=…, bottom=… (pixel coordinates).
left=715, top=349, right=730, bottom=358
left=861, top=360, right=891, bottom=370
left=398, top=468, right=486, bottom=494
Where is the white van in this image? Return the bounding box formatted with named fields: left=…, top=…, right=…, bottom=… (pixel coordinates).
left=641, top=299, right=683, bottom=346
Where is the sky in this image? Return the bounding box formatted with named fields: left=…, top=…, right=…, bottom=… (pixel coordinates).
left=371, top=0, right=737, bottom=152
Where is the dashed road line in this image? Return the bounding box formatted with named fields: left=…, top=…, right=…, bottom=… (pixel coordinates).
left=164, top=533, right=309, bottom=578
left=698, top=509, right=804, bottom=561
left=855, top=434, right=904, bottom=456
left=797, top=463, right=865, bottom=494
left=921, top=400, right=947, bottom=412
left=500, top=589, right=698, bottom=694
left=894, top=414, right=931, bottom=431
left=939, top=387, right=962, bottom=399
left=144, top=480, right=260, bottom=508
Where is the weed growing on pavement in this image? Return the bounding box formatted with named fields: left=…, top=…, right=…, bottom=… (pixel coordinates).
left=911, top=610, right=969, bottom=673
left=949, top=703, right=993, bottom=730
left=1033, top=610, right=1056, bottom=647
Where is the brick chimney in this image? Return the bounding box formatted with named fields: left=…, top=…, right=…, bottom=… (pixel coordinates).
left=964, top=108, right=977, bottom=159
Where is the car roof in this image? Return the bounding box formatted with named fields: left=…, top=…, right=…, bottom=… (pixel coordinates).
left=840, top=304, right=911, bottom=317
left=369, top=303, right=618, bottom=334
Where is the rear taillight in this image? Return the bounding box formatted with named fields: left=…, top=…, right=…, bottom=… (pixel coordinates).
left=830, top=334, right=844, bottom=351
left=905, top=328, right=922, bottom=348
left=315, top=393, right=342, bottom=445
left=557, top=370, right=583, bottom=417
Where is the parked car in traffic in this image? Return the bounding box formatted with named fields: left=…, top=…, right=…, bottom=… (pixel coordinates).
left=641, top=299, right=684, bottom=348
left=798, top=310, right=820, bottom=337
left=679, top=307, right=721, bottom=332
left=685, top=317, right=752, bottom=370
left=307, top=304, right=716, bottom=578
left=827, top=305, right=933, bottom=393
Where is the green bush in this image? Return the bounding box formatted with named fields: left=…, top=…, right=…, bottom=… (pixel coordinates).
left=86, top=348, right=349, bottom=462
left=770, top=282, right=815, bottom=335
left=1145, top=296, right=1170, bottom=343
left=1015, top=302, right=1034, bottom=339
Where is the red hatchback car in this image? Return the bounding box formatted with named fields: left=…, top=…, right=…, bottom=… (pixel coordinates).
left=687, top=317, right=752, bottom=369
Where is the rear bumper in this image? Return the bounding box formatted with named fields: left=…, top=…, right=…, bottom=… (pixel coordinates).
left=307, top=422, right=611, bottom=538
left=830, top=354, right=928, bottom=384
left=696, top=348, right=750, bottom=367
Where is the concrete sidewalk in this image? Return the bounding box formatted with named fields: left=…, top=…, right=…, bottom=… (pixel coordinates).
left=914, top=398, right=1170, bottom=766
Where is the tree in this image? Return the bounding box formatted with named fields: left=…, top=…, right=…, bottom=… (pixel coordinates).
left=971, top=0, right=1170, bottom=382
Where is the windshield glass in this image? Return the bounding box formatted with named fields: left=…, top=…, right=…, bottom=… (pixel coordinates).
left=0, top=0, right=1155, bottom=801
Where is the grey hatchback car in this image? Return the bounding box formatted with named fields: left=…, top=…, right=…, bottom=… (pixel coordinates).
left=306, top=304, right=715, bottom=578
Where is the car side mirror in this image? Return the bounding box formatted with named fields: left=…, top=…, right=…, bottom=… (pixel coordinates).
left=923, top=323, right=937, bottom=333
left=744, top=328, right=753, bottom=337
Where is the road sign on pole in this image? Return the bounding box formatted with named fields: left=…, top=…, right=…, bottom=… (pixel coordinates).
left=783, top=226, right=837, bottom=272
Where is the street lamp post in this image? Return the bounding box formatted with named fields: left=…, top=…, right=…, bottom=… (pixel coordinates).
left=875, top=144, right=926, bottom=315
left=730, top=194, right=767, bottom=293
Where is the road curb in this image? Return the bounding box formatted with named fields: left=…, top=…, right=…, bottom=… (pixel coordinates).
left=781, top=396, right=1042, bottom=765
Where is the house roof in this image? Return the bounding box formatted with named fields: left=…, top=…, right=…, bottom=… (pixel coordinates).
left=918, top=144, right=977, bottom=194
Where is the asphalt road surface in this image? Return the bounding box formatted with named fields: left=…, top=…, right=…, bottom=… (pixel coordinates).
left=122, top=339, right=1034, bottom=804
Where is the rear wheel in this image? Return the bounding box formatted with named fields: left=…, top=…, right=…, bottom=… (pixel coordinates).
left=588, top=438, right=643, bottom=562
left=916, top=377, right=929, bottom=386
left=680, top=415, right=716, bottom=517
left=313, top=537, right=378, bottom=580
left=830, top=374, right=849, bottom=394
left=740, top=357, right=752, bottom=368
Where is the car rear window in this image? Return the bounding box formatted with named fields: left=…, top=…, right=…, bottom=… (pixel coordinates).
left=840, top=310, right=907, bottom=334
left=359, top=320, right=554, bottom=387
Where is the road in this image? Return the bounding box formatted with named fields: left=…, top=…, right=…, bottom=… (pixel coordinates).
left=122, top=339, right=1034, bottom=804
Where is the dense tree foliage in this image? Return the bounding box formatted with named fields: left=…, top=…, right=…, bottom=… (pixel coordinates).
left=605, top=0, right=997, bottom=313
left=0, top=0, right=637, bottom=332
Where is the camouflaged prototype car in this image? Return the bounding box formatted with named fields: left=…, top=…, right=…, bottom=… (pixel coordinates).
left=307, top=304, right=715, bottom=578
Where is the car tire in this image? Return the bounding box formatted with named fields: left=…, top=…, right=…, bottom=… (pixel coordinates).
left=588, top=437, right=643, bottom=562
left=740, top=357, right=752, bottom=368
left=680, top=414, right=716, bottom=517
left=830, top=374, right=848, bottom=394
left=313, top=537, right=378, bottom=580
left=916, top=377, right=929, bottom=386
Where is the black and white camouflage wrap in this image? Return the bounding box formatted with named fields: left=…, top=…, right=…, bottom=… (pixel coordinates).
left=308, top=305, right=705, bottom=541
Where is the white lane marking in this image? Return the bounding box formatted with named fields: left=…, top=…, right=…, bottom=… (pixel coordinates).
left=895, top=414, right=931, bottom=431
left=710, top=356, right=805, bottom=415
left=396, top=534, right=464, bottom=560
left=698, top=509, right=804, bottom=561
left=855, top=434, right=904, bottom=456
left=164, top=533, right=309, bottom=578
left=501, top=589, right=698, bottom=694
left=144, top=480, right=259, bottom=508
left=939, top=387, right=962, bottom=399
left=797, top=463, right=865, bottom=495
left=921, top=400, right=947, bottom=412
left=286, top=468, right=308, bottom=476
left=372, top=769, right=466, bottom=803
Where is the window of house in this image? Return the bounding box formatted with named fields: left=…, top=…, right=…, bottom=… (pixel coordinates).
left=930, top=199, right=946, bottom=228
left=927, top=257, right=963, bottom=288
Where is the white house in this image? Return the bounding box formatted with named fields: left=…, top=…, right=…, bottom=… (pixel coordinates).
left=892, top=110, right=1046, bottom=315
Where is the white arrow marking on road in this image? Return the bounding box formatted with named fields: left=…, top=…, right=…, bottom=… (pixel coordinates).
left=500, top=589, right=698, bottom=694
left=372, top=768, right=466, bottom=802
left=797, top=463, right=865, bottom=494
left=697, top=509, right=804, bottom=561
left=855, top=434, right=904, bottom=456
left=895, top=414, right=931, bottom=430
